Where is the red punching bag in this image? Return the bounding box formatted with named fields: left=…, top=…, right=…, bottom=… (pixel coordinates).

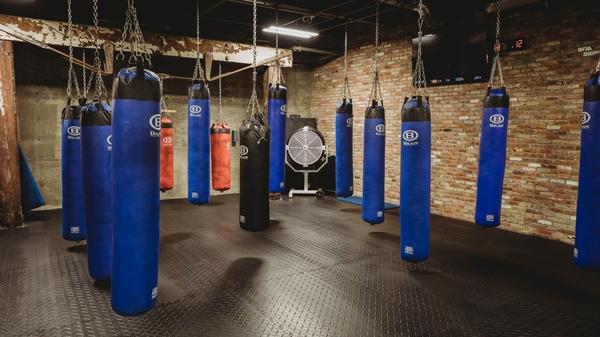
left=210, top=123, right=231, bottom=191
left=160, top=113, right=174, bottom=192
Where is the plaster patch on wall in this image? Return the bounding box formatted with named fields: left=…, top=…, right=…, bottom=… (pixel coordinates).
left=578, top=45, right=600, bottom=57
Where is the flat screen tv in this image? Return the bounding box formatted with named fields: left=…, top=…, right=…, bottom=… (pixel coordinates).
left=411, top=25, right=490, bottom=86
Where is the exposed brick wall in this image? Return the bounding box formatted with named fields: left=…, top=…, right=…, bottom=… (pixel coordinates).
left=310, top=3, right=600, bottom=243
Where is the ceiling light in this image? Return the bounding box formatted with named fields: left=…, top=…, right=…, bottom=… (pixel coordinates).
left=263, top=26, right=318, bottom=39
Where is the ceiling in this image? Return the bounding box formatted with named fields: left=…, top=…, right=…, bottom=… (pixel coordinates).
left=0, top=0, right=550, bottom=67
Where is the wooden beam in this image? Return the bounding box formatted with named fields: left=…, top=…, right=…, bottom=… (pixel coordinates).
left=0, top=41, right=23, bottom=229
left=159, top=49, right=293, bottom=82
left=0, top=14, right=292, bottom=67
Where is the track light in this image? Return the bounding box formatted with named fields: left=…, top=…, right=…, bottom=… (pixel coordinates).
left=263, top=26, right=319, bottom=39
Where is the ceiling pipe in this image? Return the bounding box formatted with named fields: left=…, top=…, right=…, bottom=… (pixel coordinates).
left=281, top=0, right=357, bottom=28
left=198, top=0, right=229, bottom=17
left=226, top=0, right=375, bottom=26
left=319, top=6, right=402, bottom=33
left=314, top=3, right=378, bottom=27
left=485, top=0, right=546, bottom=12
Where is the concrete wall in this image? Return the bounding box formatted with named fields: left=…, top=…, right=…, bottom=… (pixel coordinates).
left=15, top=43, right=313, bottom=208
left=310, top=2, right=600, bottom=243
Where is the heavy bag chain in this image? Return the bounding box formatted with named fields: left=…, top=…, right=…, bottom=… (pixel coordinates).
left=92, top=0, right=109, bottom=101
left=65, top=0, right=81, bottom=102
left=117, top=0, right=151, bottom=67
left=272, top=7, right=285, bottom=86
left=369, top=1, right=383, bottom=104
left=192, top=0, right=206, bottom=83
left=488, top=1, right=505, bottom=88
left=82, top=50, right=92, bottom=99
left=340, top=21, right=351, bottom=100
left=216, top=62, right=224, bottom=124
left=245, top=0, right=264, bottom=125
left=159, top=78, right=168, bottom=114
left=412, top=0, right=427, bottom=95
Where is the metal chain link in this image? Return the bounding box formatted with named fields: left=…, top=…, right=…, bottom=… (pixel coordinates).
left=217, top=62, right=224, bottom=123
left=340, top=21, right=351, bottom=99
left=412, top=0, right=427, bottom=95
left=488, top=1, right=505, bottom=88
left=66, top=0, right=81, bottom=101
left=160, top=78, right=168, bottom=112
left=91, top=0, right=108, bottom=100
left=369, top=1, right=383, bottom=103
left=245, top=0, right=262, bottom=121
left=275, top=6, right=279, bottom=56
left=192, top=0, right=205, bottom=82
left=271, top=6, right=285, bottom=86
left=117, top=0, right=151, bottom=66
left=82, top=50, right=90, bottom=98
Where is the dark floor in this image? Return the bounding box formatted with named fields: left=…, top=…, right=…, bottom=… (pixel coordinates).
left=1, top=194, right=600, bottom=337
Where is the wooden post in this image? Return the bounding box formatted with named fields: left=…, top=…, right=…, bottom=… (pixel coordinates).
left=0, top=41, right=23, bottom=228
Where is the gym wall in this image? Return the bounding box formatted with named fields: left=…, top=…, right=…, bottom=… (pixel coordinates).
left=14, top=44, right=312, bottom=208
left=311, top=2, right=600, bottom=244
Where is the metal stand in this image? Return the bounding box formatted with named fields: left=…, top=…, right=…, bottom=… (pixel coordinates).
left=289, top=172, right=324, bottom=199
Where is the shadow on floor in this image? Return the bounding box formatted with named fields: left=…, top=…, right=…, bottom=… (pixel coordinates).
left=161, top=232, right=193, bottom=247
left=67, top=244, right=87, bottom=253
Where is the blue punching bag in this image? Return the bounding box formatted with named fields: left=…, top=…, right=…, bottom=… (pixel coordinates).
left=188, top=81, right=211, bottom=204
left=400, top=96, right=431, bottom=262
left=81, top=100, right=112, bottom=281
left=575, top=73, right=600, bottom=269
left=268, top=83, right=288, bottom=193
left=362, top=100, right=385, bottom=224
left=111, top=65, right=161, bottom=316
left=335, top=98, right=353, bottom=197
left=61, top=101, right=86, bottom=241
left=475, top=88, right=510, bottom=227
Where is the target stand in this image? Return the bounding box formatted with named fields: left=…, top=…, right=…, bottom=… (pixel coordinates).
left=286, top=126, right=328, bottom=199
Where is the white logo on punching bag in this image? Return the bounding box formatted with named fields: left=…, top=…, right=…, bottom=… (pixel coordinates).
left=149, top=114, right=161, bottom=137
left=346, top=117, right=353, bottom=127
left=149, top=114, right=161, bottom=130
left=106, top=135, right=112, bottom=151
left=240, top=145, right=249, bottom=159
left=280, top=104, right=287, bottom=115
left=402, top=130, right=419, bottom=145
left=190, top=105, right=202, bottom=117
left=375, top=124, right=386, bottom=135
left=489, top=114, right=505, bottom=128
left=582, top=112, right=591, bottom=129
left=163, top=136, right=173, bottom=145
left=67, top=126, right=80, bottom=139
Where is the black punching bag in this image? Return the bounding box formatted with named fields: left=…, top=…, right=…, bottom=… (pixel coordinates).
left=239, top=116, right=270, bottom=231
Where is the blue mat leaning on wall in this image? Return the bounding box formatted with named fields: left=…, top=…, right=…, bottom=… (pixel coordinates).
left=18, top=146, right=45, bottom=212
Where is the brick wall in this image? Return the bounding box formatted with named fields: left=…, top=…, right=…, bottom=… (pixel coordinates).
left=310, top=2, right=600, bottom=243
